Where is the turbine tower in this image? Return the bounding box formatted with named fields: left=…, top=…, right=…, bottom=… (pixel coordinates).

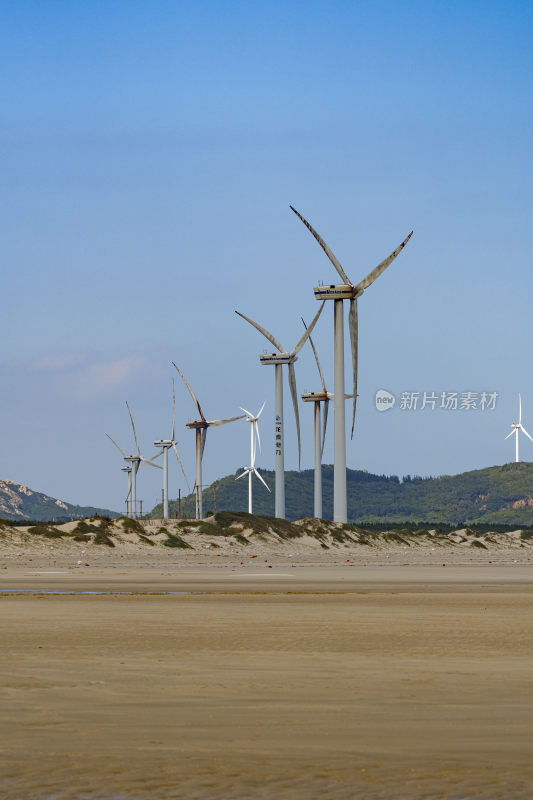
left=505, top=394, right=533, bottom=462
left=235, top=302, right=325, bottom=518
left=301, top=318, right=353, bottom=519
left=106, top=402, right=162, bottom=519
left=121, top=465, right=132, bottom=517
left=301, top=319, right=331, bottom=520
left=291, top=206, right=413, bottom=523
left=154, top=380, right=190, bottom=519
left=236, top=402, right=271, bottom=513
left=172, top=363, right=245, bottom=520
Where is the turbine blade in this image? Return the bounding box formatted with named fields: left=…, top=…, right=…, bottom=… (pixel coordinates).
left=235, top=469, right=249, bottom=481
left=288, top=361, right=302, bottom=470
left=353, top=231, right=413, bottom=293
left=105, top=433, right=127, bottom=458
left=200, top=428, right=207, bottom=462
left=505, top=430, right=515, bottom=440
left=239, top=406, right=254, bottom=418
left=348, top=298, right=359, bottom=439
left=253, top=468, right=271, bottom=492
left=291, top=301, right=325, bottom=356
left=140, top=456, right=163, bottom=469
left=256, top=400, right=266, bottom=418
left=302, top=317, right=327, bottom=393
left=172, top=443, right=191, bottom=490
left=321, top=398, right=329, bottom=459
left=172, top=362, right=206, bottom=422
left=126, top=401, right=140, bottom=456
left=208, top=414, right=246, bottom=426
left=234, top=310, right=285, bottom=352
left=255, top=420, right=262, bottom=453
left=519, top=424, right=533, bottom=443
left=290, top=205, right=351, bottom=285
left=171, top=378, right=176, bottom=441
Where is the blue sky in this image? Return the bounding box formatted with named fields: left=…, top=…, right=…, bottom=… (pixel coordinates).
left=2, top=1, right=533, bottom=512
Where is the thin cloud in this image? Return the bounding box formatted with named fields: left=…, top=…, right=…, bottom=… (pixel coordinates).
left=72, top=356, right=147, bottom=398
left=33, top=352, right=90, bottom=372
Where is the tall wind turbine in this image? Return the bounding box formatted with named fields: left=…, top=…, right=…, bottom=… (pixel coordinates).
left=172, top=363, right=245, bottom=520
left=291, top=206, right=413, bottom=523
left=236, top=402, right=271, bottom=513
left=235, top=302, right=325, bottom=518
left=505, top=394, right=533, bottom=462
left=154, top=380, right=190, bottom=519
left=106, top=402, right=163, bottom=519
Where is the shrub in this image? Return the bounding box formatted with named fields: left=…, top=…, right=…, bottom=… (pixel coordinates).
left=27, top=525, right=64, bottom=539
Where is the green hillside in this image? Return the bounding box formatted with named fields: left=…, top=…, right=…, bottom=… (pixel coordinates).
left=148, top=462, right=533, bottom=525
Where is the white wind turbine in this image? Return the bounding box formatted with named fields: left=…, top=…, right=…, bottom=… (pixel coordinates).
left=154, top=380, right=190, bottom=519
left=172, top=363, right=245, bottom=520
left=235, top=302, right=325, bottom=519
left=106, top=402, right=163, bottom=519
left=505, top=394, right=533, bottom=463
left=291, top=206, right=413, bottom=523
left=236, top=402, right=271, bottom=513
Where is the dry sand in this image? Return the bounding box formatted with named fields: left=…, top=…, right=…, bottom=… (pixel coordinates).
left=1, top=527, right=533, bottom=799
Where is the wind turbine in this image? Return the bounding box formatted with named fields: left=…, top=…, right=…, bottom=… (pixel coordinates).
left=505, top=394, right=533, bottom=463
left=235, top=302, right=325, bottom=519
left=121, top=464, right=132, bottom=517
left=301, top=319, right=331, bottom=520
left=106, top=402, right=163, bottom=519
left=290, top=205, right=413, bottom=523
left=172, top=363, right=245, bottom=520
left=154, top=380, right=190, bottom=519
left=301, top=318, right=353, bottom=519
left=236, top=402, right=271, bottom=513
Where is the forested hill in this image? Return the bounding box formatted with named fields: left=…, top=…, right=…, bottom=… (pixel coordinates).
left=148, top=462, right=533, bottom=526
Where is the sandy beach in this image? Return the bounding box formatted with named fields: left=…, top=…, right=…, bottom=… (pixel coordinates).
left=2, top=531, right=533, bottom=800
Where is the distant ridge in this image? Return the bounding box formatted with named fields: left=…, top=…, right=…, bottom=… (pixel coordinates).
left=0, top=479, right=119, bottom=522
left=148, top=462, right=533, bottom=526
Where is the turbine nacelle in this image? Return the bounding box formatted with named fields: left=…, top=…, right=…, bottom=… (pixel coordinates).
left=313, top=284, right=362, bottom=301
left=259, top=353, right=296, bottom=365
left=302, top=391, right=328, bottom=402
left=185, top=420, right=209, bottom=430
